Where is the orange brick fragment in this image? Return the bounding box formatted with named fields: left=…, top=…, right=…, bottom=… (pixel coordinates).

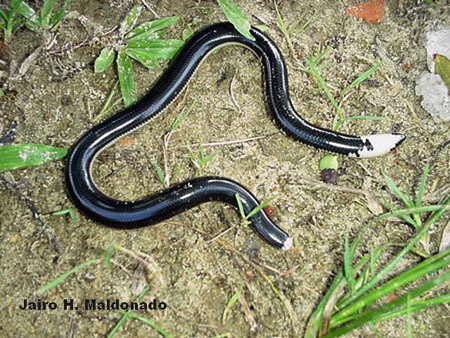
left=345, top=0, right=385, bottom=24
left=117, top=136, right=137, bottom=146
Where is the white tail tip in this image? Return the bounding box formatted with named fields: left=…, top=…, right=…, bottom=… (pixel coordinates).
left=352, top=134, right=406, bottom=158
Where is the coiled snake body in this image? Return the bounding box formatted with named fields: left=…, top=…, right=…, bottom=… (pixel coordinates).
left=65, top=23, right=406, bottom=250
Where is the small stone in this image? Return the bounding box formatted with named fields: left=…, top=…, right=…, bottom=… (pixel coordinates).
left=320, top=168, right=338, bottom=184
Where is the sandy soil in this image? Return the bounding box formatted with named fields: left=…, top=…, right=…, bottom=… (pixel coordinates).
left=0, top=0, right=449, bottom=336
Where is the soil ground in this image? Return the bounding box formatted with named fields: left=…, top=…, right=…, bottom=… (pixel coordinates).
left=0, top=0, right=449, bottom=337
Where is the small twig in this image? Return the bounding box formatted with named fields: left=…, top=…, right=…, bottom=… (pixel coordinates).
left=171, top=133, right=278, bottom=150
left=48, top=39, right=90, bottom=55
left=162, top=132, right=173, bottom=187
left=140, top=0, right=160, bottom=18
left=205, top=225, right=236, bottom=243
left=229, top=69, right=241, bottom=111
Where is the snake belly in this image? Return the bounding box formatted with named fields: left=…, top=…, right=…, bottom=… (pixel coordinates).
left=65, top=22, right=406, bottom=250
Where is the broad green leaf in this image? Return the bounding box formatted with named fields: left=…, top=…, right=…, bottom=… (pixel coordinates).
left=14, top=0, right=36, bottom=20
left=435, top=54, right=450, bottom=90
left=217, top=0, right=255, bottom=41
left=0, top=144, right=67, bottom=172
left=49, top=0, right=70, bottom=28
left=117, top=52, right=135, bottom=107
left=120, top=5, right=142, bottom=36
left=125, top=16, right=180, bottom=42
left=126, top=39, right=184, bottom=60
left=40, top=0, right=57, bottom=28
left=124, top=49, right=159, bottom=69
left=95, top=47, right=116, bottom=73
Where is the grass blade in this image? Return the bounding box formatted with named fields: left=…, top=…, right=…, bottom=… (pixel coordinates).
left=235, top=193, right=246, bottom=219
left=340, top=61, right=383, bottom=97
left=375, top=294, right=450, bottom=323
left=152, top=160, right=166, bottom=186
left=331, top=249, right=450, bottom=326
left=374, top=205, right=447, bottom=221
left=335, top=195, right=449, bottom=313
left=343, top=115, right=385, bottom=121
left=52, top=208, right=77, bottom=225
left=116, top=311, right=172, bottom=337
left=325, top=270, right=450, bottom=337
left=381, top=170, right=414, bottom=208
left=108, top=284, right=151, bottom=337
left=246, top=195, right=276, bottom=219
left=416, top=163, right=429, bottom=208
left=222, top=290, right=242, bottom=322
left=37, top=258, right=102, bottom=295
left=0, top=144, right=67, bottom=172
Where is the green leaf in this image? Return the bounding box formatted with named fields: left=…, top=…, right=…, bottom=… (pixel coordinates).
left=343, top=115, right=385, bottom=121
left=49, top=0, right=70, bottom=29
left=254, top=24, right=270, bottom=31
left=434, top=54, right=450, bottom=90
left=14, top=0, right=36, bottom=20
left=319, top=154, right=338, bottom=171
left=124, top=48, right=160, bottom=69
left=0, top=9, right=7, bottom=26
left=416, top=163, right=429, bottom=208
left=95, top=47, right=116, bottom=73
left=222, top=290, right=242, bottom=322
left=116, top=310, right=172, bottom=337
left=182, top=27, right=194, bottom=41
left=246, top=195, right=277, bottom=219
left=235, top=193, right=246, bottom=219
left=152, top=160, right=166, bottom=186
left=37, top=258, right=102, bottom=295
left=103, top=244, right=115, bottom=267
left=52, top=208, right=77, bottom=225
left=126, top=39, right=184, bottom=62
left=120, top=4, right=142, bottom=37
left=126, top=39, right=184, bottom=60
left=340, top=61, right=383, bottom=97
left=0, top=144, right=67, bottom=173
left=116, top=51, right=135, bottom=107
left=125, top=16, right=180, bottom=42
left=217, top=0, right=255, bottom=41
left=40, top=0, right=57, bottom=28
